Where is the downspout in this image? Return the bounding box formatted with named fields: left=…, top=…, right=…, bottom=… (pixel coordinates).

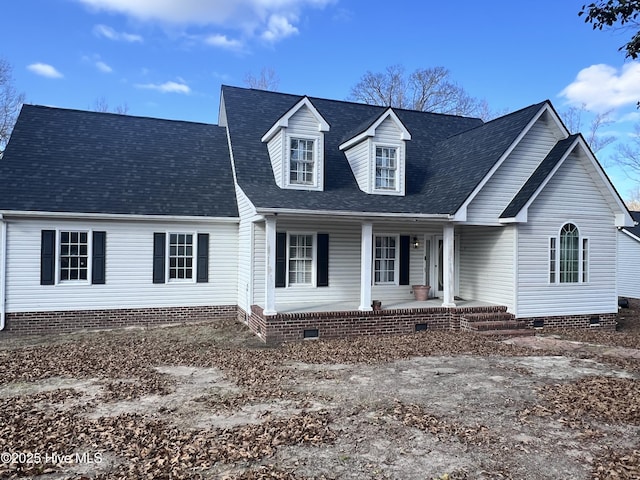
left=0, top=216, right=6, bottom=331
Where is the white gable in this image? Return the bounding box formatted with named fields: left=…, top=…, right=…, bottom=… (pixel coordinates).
left=339, top=109, right=410, bottom=196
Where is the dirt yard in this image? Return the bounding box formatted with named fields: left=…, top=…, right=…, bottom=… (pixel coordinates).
left=0, top=303, right=639, bottom=480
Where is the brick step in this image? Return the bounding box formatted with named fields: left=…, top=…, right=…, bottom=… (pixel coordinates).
left=462, top=312, right=516, bottom=323
left=464, top=320, right=528, bottom=332
left=476, top=328, right=536, bottom=338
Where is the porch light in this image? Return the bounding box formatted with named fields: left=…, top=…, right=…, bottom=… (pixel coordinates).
left=412, top=236, right=420, bottom=249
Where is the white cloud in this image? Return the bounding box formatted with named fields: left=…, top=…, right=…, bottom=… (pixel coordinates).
left=77, top=0, right=333, bottom=44
left=93, top=24, right=143, bottom=42
left=135, top=81, right=191, bottom=94
left=95, top=61, right=113, bottom=73
left=27, top=63, right=64, bottom=78
left=261, top=14, right=299, bottom=42
left=560, top=62, right=640, bottom=112
left=205, top=34, right=243, bottom=51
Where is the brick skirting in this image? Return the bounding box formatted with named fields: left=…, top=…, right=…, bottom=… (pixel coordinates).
left=246, top=304, right=510, bottom=344
left=2, top=305, right=238, bottom=336
left=523, top=312, right=617, bottom=330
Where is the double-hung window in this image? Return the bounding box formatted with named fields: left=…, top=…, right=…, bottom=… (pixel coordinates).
left=59, top=231, right=89, bottom=281
left=374, top=235, right=398, bottom=284
left=549, top=223, right=588, bottom=284
left=169, top=233, right=193, bottom=280
left=289, top=138, right=315, bottom=186
left=288, top=234, right=314, bottom=285
left=375, top=146, right=397, bottom=191
left=40, top=229, right=106, bottom=286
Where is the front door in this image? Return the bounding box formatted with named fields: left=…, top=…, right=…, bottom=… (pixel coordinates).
left=432, top=235, right=460, bottom=298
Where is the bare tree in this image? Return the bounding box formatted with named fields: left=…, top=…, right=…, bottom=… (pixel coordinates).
left=348, top=65, right=495, bottom=119
left=0, top=58, right=25, bottom=156
left=615, top=121, right=640, bottom=182
left=244, top=67, right=280, bottom=91
left=90, top=96, right=129, bottom=115
left=561, top=104, right=616, bottom=153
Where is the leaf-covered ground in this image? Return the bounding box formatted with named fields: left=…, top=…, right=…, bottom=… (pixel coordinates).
left=0, top=302, right=638, bottom=479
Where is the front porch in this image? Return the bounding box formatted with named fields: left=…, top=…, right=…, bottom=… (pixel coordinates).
left=243, top=299, right=512, bottom=344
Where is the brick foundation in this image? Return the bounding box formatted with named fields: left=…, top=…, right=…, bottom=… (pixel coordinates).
left=246, top=304, right=510, bottom=344
left=2, top=305, right=238, bottom=336
left=523, top=312, right=617, bottom=330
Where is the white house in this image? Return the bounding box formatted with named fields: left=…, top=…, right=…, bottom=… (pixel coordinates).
left=0, top=85, right=633, bottom=342
left=618, top=211, right=640, bottom=299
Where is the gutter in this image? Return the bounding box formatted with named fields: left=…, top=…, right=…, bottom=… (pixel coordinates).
left=254, top=207, right=453, bottom=220
left=0, top=216, right=6, bottom=331
left=0, top=210, right=239, bottom=224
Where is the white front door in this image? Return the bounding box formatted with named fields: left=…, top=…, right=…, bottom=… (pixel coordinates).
left=432, top=235, right=460, bottom=298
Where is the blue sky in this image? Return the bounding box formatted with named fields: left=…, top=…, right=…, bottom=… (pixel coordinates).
left=3, top=0, right=640, bottom=199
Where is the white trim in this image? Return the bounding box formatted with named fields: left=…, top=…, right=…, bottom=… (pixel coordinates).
left=0, top=210, right=239, bottom=223
left=621, top=227, right=640, bottom=243
left=254, top=207, right=452, bottom=220
left=285, top=133, right=323, bottom=191
left=372, top=143, right=403, bottom=196
left=56, top=229, right=93, bottom=286
left=339, top=108, right=411, bottom=151
left=261, top=97, right=330, bottom=143
left=453, top=104, right=550, bottom=222
left=0, top=219, right=6, bottom=331
left=264, top=216, right=277, bottom=315
left=285, top=232, right=317, bottom=287
left=373, top=234, right=400, bottom=285
left=548, top=222, right=589, bottom=285
left=359, top=222, right=373, bottom=311
left=165, top=231, right=198, bottom=284
left=499, top=135, right=634, bottom=227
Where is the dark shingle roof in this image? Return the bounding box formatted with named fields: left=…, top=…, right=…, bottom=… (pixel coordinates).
left=222, top=85, right=546, bottom=215
left=623, top=211, right=640, bottom=239
left=0, top=105, right=237, bottom=217
left=500, top=135, right=579, bottom=219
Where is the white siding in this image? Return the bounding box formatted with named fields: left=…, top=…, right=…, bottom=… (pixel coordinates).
left=251, top=219, right=448, bottom=308
left=618, top=231, right=640, bottom=298
left=5, top=218, right=238, bottom=312
left=267, top=130, right=284, bottom=187
left=344, top=140, right=370, bottom=192
left=458, top=225, right=515, bottom=309
left=467, top=117, right=560, bottom=224
left=516, top=151, right=618, bottom=317
left=235, top=186, right=258, bottom=311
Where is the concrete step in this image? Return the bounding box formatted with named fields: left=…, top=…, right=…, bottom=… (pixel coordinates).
left=465, top=320, right=528, bottom=331
left=476, top=328, right=536, bottom=338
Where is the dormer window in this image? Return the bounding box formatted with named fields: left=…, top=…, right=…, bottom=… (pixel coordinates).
left=340, top=108, right=411, bottom=196
left=261, top=96, right=330, bottom=191
left=375, top=146, right=398, bottom=191
left=289, top=137, right=315, bottom=186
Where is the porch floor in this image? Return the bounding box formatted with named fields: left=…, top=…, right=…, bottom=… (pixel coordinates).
left=274, top=298, right=499, bottom=314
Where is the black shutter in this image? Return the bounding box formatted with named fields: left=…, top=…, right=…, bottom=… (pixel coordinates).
left=399, top=235, right=410, bottom=285
left=40, top=230, right=56, bottom=285
left=317, top=233, right=329, bottom=287
left=92, top=231, right=106, bottom=285
left=275, top=232, right=286, bottom=288
left=197, top=233, right=209, bottom=283
left=153, top=233, right=166, bottom=284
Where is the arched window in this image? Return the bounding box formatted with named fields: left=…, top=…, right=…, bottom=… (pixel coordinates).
left=549, top=223, right=588, bottom=284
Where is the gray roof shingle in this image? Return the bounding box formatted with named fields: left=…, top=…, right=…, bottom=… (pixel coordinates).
left=500, top=135, right=579, bottom=219
left=623, top=211, right=640, bottom=239
left=222, top=85, right=546, bottom=215
left=0, top=105, right=238, bottom=217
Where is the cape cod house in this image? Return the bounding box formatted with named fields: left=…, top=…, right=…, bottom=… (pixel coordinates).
left=0, top=85, right=633, bottom=342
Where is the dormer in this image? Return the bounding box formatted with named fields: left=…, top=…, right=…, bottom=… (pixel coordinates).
left=339, top=108, right=411, bottom=196
left=261, top=97, right=330, bottom=191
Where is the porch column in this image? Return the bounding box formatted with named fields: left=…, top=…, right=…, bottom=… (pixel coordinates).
left=264, top=215, right=277, bottom=316
left=442, top=223, right=456, bottom=307
left=359, top=222, right=373, bottom=311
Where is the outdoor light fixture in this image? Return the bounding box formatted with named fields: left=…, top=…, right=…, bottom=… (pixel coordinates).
left=412, top=236, right=420, bottom=249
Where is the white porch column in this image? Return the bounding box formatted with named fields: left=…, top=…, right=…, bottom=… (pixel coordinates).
left=442, top=223, right=456, bottom=307
left=359, top=222, right=373, bottom=311
left=264, top=216, right=277, bottom=316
